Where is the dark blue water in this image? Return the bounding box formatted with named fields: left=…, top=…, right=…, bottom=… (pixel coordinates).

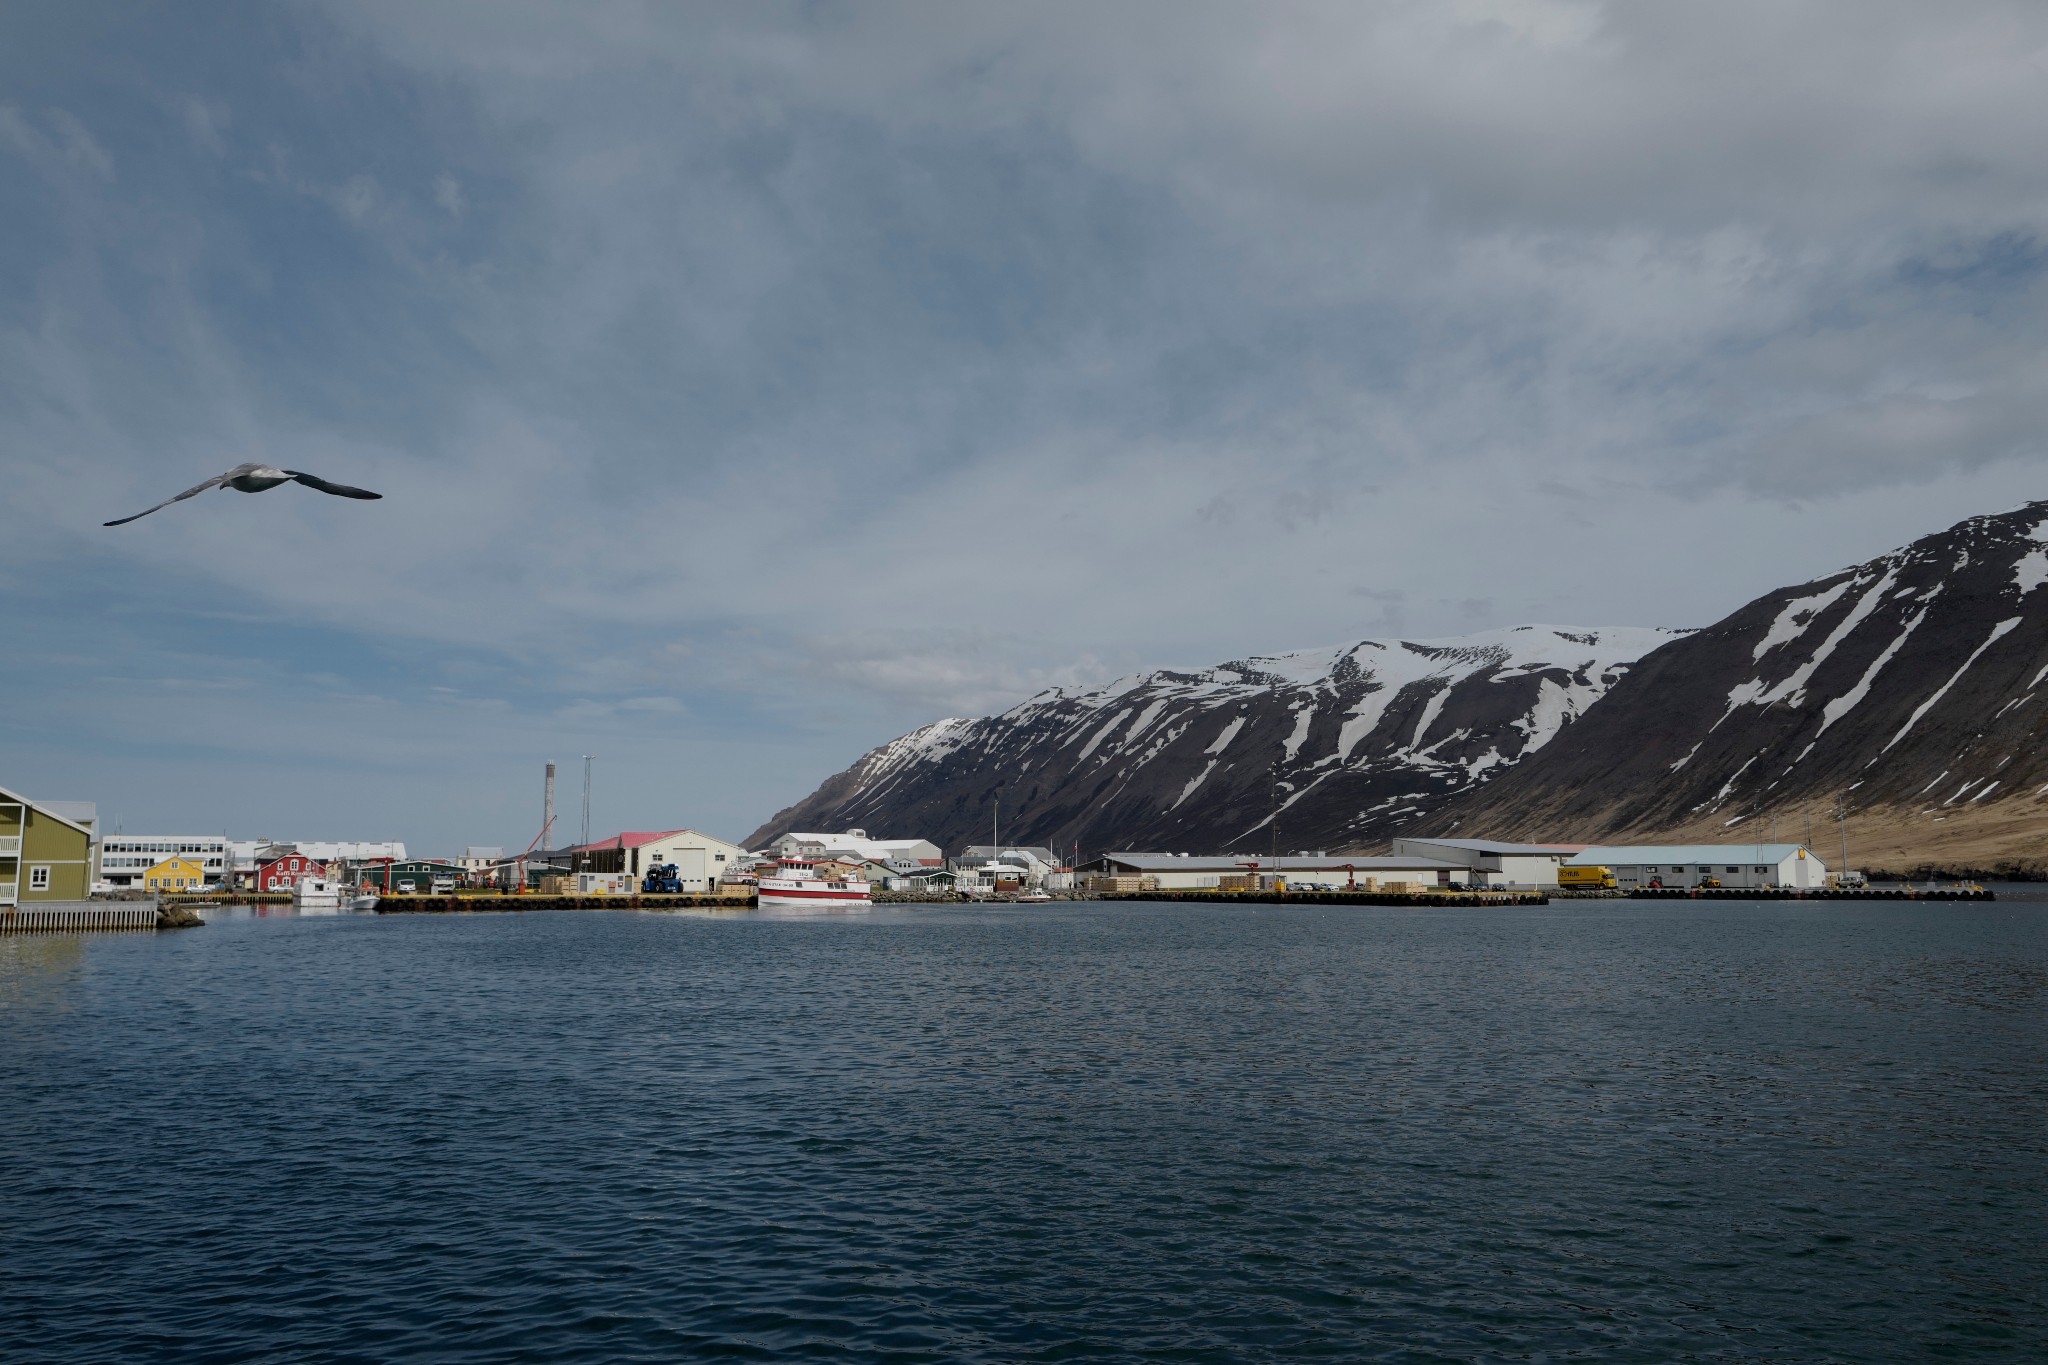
left=3, top=901, right=2044, bottom=1362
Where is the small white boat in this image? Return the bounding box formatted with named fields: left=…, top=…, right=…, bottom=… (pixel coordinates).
left=293, top=878, right=345, bottom=912
left=1017, top=891, right=1053, bottom=903
left=756, top=857, right=872, bottom=910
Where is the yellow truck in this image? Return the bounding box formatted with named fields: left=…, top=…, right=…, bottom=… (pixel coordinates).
left=1558, top=866, right=1617, bottom=890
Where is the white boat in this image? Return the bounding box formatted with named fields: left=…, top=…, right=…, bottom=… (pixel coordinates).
left=756, top=857, right=872, bottom=910
left=293, top=877, right=345, bottom=912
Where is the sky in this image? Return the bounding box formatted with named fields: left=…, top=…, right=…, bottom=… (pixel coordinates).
left=5, top=1, right=2048, bottom=854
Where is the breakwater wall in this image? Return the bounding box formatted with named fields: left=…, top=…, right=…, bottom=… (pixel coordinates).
left=377, top=894, right=757, bottom=914
left=1102, top=890, right=1550, bottom=907
left=1629, top=886, right=1995, bottom=902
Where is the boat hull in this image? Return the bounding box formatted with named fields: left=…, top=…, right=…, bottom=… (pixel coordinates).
left=757, top=880, right=872, bottom=910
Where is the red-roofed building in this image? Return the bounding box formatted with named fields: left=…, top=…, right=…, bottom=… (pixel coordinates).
left=257, top=849, right=331, bottom=892
left=566, top=828, right=749, bottom=892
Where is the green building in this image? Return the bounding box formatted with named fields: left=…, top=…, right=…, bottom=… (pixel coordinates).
left=357, top=859, right=465, bottom=893
left=1, top=783, right=97, bottom=904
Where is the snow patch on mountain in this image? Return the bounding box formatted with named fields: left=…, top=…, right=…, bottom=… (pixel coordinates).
left=1753, top=576, right=1854, bottom=662
left=1879, top=616, right=2023, bottom=756
left=2013, top=548, right=2048, bottom=596
left=751, top=623, right=1685, bottom=853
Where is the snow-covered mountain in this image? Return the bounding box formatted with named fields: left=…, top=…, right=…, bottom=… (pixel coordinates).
left=747, top=624, right=1685, bottom=853
left=1420, top=501, right=2048, bottom=843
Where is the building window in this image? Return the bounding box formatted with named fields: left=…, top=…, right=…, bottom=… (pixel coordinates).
left=1726, top=867, right=1739, bottom=873
left=29, top=866, right=51, bottom=890
left=1755, top=866, right=1768, bottom=873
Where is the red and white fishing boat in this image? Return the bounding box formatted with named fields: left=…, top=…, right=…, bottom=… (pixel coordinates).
left=755, top=857, right=873, bottom=910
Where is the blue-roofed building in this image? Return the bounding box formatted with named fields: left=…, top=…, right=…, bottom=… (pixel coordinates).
left=1565, top=844, right=1826, bottom=890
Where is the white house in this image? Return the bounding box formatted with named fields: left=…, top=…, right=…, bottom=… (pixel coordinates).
left=569, top=828, right=751, bottom=892
left=768, top=829, right=945, bottom=873
left=1566, top=844, right=1827, bottom=890
left=1390, top=838, right=1582, bottom=888
left=952, top=845, right=1061, bottom=889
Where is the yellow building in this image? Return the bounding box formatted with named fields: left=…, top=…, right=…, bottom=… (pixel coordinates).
left=1, top=783, right=97, bottom=904
left=144, top=857, right=207, bottom=892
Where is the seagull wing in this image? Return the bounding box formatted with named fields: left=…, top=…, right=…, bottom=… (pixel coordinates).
left=286, top=470, right=383, bottom=500
left=102, top=470, right=234, bottom=526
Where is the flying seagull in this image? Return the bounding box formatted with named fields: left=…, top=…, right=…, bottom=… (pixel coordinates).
left=104, top=463, right=383, bottom=526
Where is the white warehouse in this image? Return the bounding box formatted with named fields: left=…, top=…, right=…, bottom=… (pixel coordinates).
left=1566, top=844, right=1827, bottom=890
left=1390, top=838, right=1581, bottom=888
left=768, top=830, right=945, bottom=872
left=1076, top=853, right=1462, bottom=890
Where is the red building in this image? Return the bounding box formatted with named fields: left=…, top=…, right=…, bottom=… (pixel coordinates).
left=257, top=851, right=328, bottom=892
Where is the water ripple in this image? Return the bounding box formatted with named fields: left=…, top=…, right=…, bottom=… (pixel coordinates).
left=2, top=900, right=2044, bottom=1361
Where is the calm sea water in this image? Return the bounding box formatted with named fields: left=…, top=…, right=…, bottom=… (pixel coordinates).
left=3, top=900, right=2043, bottom=1362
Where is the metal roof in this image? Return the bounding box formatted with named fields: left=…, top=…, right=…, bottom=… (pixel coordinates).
left=1400, top=837, right=1580, bottom=855
left=777, top=831, right=936, bottom=861
left=41, top=800, right=98, bottom=829
left=1095, top=854, right=1459, bottom=873
left=1567, top=844, right=1817, bottom=865
left=566, top=828, right=738, bottom=853
left=961, top=845, right=1055, bottom=861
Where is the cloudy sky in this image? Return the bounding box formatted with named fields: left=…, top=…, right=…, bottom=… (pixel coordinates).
left=6, top=1, right=2048, bottom=853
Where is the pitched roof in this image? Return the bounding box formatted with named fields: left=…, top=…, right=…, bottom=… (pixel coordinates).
left=0, top=783, right=97, bottom=837
left=567, top=828, right=735, bottom=854
left=1402, top=837, right=1582, bottom=855
left=1095, top=854, right=1460, bottom=873
left=1567, top=844, right=1817, bottom=865
left=258, top=849, right=322, bottom=864
left=777, top=832, right=936, bottom=861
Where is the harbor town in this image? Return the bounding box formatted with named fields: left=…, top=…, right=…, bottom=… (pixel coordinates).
left=2, top=770, right=1993, bottom=933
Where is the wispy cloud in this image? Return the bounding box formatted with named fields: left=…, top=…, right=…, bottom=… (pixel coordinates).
left=4, top=1, right=2048, bottom=847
